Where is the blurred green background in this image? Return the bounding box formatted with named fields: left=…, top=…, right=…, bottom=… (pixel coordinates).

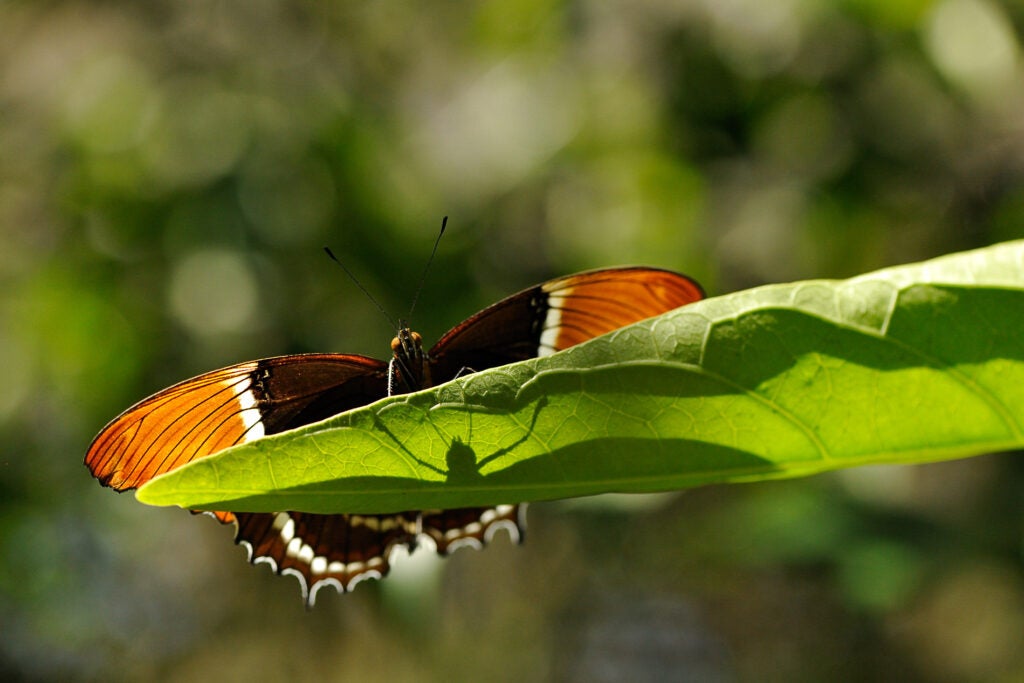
left=3, top=1, right=1024, bottom=681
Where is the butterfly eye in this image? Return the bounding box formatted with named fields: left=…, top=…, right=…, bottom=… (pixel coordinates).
left=411, top=331, right=423, bottom=346
left=390, top=336, right=401, bottom=352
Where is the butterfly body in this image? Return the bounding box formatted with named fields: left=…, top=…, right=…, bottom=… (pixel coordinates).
left=389, top=325, right=430, bottom=392
left=86, top=266, right=703, bottom=605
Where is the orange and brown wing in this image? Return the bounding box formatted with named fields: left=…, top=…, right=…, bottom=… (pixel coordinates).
left=428, top=266, right=703, bottom=381
left=85, top=353, right=389, bottom=493
left=534, top=266, right=704, bottom=350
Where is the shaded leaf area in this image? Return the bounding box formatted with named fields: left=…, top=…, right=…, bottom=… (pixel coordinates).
left=138, top=241, right=1024, bottom=513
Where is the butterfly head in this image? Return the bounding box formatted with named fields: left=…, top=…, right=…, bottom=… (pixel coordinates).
left=389, top=320, right=430, bottom=393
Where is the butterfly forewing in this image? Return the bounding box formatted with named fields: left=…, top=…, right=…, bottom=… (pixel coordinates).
left=428, top=267, right=703, bottom=379
left=88, top=363, right=262, bottom=491
left=536, top=267, right=704, bottom=351
left=85, top=354, right=389, bottom=491
left=86, top=266, right=704, bottom=605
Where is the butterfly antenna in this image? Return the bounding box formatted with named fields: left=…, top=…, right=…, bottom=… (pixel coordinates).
left=407, top=215, right=447, bottom=319
left=323, top=246, right=397, bottom=329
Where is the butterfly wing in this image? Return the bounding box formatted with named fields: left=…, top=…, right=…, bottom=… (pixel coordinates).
left=423, top=267, right=704, bottom=550
left=85, top=354, right=419, bottom=603
left=428, top=266, right=704, bottom=378
left=86, top=353, right=390, bottom=491
left=420, top=505, right=525, bottom=552
left=233, top=510, right=419, bottom=603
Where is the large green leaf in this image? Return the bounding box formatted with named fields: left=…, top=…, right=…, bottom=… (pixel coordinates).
left=137, top=241, right=1024, bottom=513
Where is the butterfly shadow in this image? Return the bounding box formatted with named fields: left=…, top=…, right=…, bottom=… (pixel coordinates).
left=370, top=395, right=550, bottom=488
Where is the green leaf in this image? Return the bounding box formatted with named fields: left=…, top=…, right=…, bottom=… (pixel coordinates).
left=137, top=241, right=1024, bottom=514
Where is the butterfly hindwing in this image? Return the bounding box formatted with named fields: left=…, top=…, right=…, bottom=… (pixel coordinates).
left=420, top=505, right=525, bottom=553
left=234, top=511, right=420, bottom=602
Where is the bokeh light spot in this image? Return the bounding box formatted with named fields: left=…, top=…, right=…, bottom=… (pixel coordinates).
left=168, top=250, right=259, bottom=337
left=926, top=0, right=1022, bottom=103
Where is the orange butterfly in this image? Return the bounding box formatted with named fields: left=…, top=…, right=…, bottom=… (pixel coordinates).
left=86, top=267, right=703, bottom=605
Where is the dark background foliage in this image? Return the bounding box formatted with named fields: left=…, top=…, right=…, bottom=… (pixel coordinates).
left=3, top=1, right=1024, bottom=681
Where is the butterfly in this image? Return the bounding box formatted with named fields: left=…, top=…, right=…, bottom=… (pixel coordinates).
left=85, top=265, right=704, bottom=605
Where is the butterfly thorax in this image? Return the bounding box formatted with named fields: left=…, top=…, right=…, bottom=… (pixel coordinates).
left=389, top=321, right=431, bottom=394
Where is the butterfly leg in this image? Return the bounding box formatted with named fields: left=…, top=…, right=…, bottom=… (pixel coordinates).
left=387, top=357, right=398, bottom=396
left=451, top=366, right=477, bottom=380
